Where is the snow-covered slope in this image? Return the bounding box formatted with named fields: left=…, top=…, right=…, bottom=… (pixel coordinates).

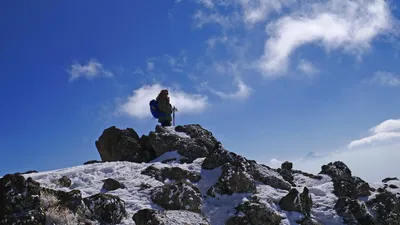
left=21, top=154, right=339, bottom=225
left=1, top=124, right=400, bottom=225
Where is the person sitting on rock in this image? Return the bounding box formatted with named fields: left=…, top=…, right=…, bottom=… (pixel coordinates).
left=156, top=89, right=173, bottom=127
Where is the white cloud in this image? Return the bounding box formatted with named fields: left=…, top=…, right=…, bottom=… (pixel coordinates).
left=349, top=119, right=400, bottom=148
left=239, top=0, right=295, bottom=26
left=164, top=53, right=187, bottom=73
left=370, top=71, right=400, bottom=86
left=147, top=60, right=155, bottom=71
left=67, top=59, right=113, bottom=82
left=198, top=0, right=214, bottom=9
left=133, top=68, right=144, bottom=75
left=208, top=79, right=252, bottom=100
left=193, top=10, right=239, bottom=29
left=370, top=119, right=400, bottom=133
left=116, top=84, right=208, bottom=119
left=297, top=59, right=319, bottom=76
left=258, top=0, right=395, bottom=76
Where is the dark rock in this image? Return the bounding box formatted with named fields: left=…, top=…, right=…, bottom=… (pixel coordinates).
left=141, top=165, right=201, bottom=183
left=292, top=170, right=323, bottom=180
left=207, top=163, right=256, bottom=196
left=83, top=160, right=102, bottom=165
left=366, top=190, right=400, bottom=224
left=57, top=189, right=86, bottom=213
left=320, top=162, right=370, bottom=200
left=95, top=126, right=153, bottom=163
left=281, top=161, right=293, bottom=170
left=354, top=177, right=371, bottom=197
left=138, top=183, right=151, bottom=191
left=132, top=208, right=156, bottom=225
left=279, top=187, right=312, bottom=217
left=15, top=170, right=38, bottom=175
left=277, top=167, right=295, bottom=186
left=0, top=174, right=45, bottom=224
left=133, top=208, right=211, bottom=225
left=378, top=188, right=385, bottom=193
left=58, top=175, right=72, bottom=187
left=383, top=177, right=399, bottom=183
left=148, top=125, right=215, bottom=162
left=231, top=198, right=282, bottom=225
left=334, top=197, right=375, bottom=225
left=151, top=181, right=202, bottom=213
left=390, top=184, right=399, bottom=189
left=249, top=163, right=292, bottom=191
left=139, top=135, right=157, bottom=161
left=319, top=161, right=352, bottom=180
left=83, top=193, right=127, bottom=224
left=101, top=178, right=126, bottom=191
left=202, top=142, right=248, bottom=170
left=175, top=124, right=217, bottom=141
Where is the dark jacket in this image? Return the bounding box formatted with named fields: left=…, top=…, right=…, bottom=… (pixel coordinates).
left=157, top=97, right=172, bottom=122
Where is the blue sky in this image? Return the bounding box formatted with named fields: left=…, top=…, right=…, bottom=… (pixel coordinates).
left=1, top=0, right=400, bottom=182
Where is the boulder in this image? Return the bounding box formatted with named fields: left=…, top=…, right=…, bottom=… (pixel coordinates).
left=148, top=125, right=215, bottom=162
left=319, top=161, right=352, bottom=180
left=133, top=209, right=211, bottom=225
left=227, top=198, right=282, bottom=225
left=207, top=163, right=256, bottom=196
left=101, top=178, right=126, bottom=191
left=95, top=126, right=155, bottom=163
left=281, top=161, right=293, bottom=170
left=320, top=161, right=371, bottom=199
left=0, top=174, right=45, bottom=224
left=202, top=142, right=248, bottom=170
left=141, top=165, right=201, bottom=183
left=57, top=189, right=87, bottom=213
left=58, top=175, right=72, bottom=187
left=249, top=163, right=292, bottom=191
left=151, top=181, right=202, bottom=213
left=279, top=187, right=312, bottom=217
left=83, top=193, right=127, bottom=224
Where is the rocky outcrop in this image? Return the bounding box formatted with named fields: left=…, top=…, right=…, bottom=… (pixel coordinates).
left=366, top=190, right=400, bottom=224
left=383, top=177, right=399, bottom=183
left=6, top=124, right=400, bottom=225
left=207, top=163, right=256, bottom=196
left=83, top=193, right=127, bottom=224
left=151, top=181, right=202, bottom=213
left=277, top=161, right=295, bottom=186
left=148, top=125, right=217, bottom=162
left=0, top=174, right=45, bottom=224
left=95, top=126, right=156, bottom=163
left=141, top=165, right=201, bottom=183
left=133, top=208, right=211, bottom=225
left=227, top=197, right=282, bottom=225
left=320, top=161, right=371, bottom=198
left=334, top=197, right=375, bottom=225
left=279, top=187, right=313, bottom=217
left=250, top=163, right=292, bottom=191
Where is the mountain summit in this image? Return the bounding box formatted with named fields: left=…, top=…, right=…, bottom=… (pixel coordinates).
left=1, top=124, right=400, bottom=225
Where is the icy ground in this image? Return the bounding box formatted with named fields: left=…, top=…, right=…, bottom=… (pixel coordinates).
left=19, top=150, right=367, bottom=225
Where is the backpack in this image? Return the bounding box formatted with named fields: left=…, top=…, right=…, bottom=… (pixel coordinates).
left=149, top=99, right=159, bottom=118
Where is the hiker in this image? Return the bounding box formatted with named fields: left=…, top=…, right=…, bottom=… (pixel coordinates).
left=156, top=89, right=173, bottom=126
